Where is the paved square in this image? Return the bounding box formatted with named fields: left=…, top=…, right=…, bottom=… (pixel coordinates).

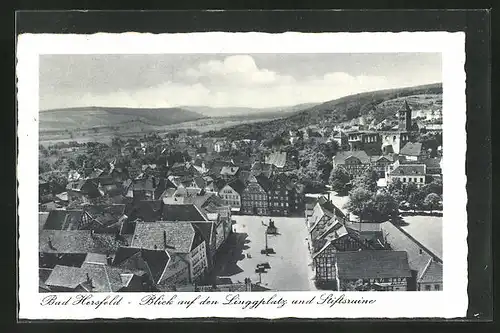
left=212, top=215, right=316, bottom=291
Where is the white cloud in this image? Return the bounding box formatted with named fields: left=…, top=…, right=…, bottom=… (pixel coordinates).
left=40, top=55, right=438, bottom=110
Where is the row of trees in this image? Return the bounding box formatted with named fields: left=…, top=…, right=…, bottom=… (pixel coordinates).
left=335, top=167, right=443, bottom=223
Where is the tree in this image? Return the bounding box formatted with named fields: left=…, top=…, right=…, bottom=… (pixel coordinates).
left=421, top=178, right=443, bottom=196
left=351, top=168, right=379, bottom=193
left=386, top=178, right=405, bottom=203
left=424, top=193, right=441, bottom=213
left=329, top=167, right=351, bottom=196
left=372, top=192, right=399, bottom=222
left=408, top=190, right=425, bottom=213
left=318, top=141, right=340, bottom=159
left=345, top=187, right=374, bottom=222
left=39, top=160, right=52, bottom=173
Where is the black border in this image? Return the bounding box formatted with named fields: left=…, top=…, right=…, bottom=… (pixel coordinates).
left=10, top=9, right=492, bottom=330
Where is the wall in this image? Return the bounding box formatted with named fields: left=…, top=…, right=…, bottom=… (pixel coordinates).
left=190, top=241, right=208, bottom=281
left=418, top=282, right=442, bottom=291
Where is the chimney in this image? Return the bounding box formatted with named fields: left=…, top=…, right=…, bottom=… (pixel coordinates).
left=327, top=192, right=331, bottom=202
left=419, top=249, right=423, bottom=255
left=86, top=273, right=94, bottom=289
left=48, top=238, right=55, bottom=250
left=106, top=255, right=113, bottom=265
left=163, top=230, right=167, bottom=249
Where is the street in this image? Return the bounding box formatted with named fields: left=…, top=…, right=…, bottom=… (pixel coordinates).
left=211, top=215, right=317, bottom=291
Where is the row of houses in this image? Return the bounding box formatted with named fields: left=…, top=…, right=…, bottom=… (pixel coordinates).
left=39, top=189, right=236, bottom=292
left=306, top=196, right=443, bottom=292
left=332, top=141, right=442, bottom=186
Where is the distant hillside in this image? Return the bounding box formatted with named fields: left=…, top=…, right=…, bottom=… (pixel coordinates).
left=206, top=83, right=442, bottom=141
left=182, top=103, right=318, bottom=118
left=39, top=106, right=206, bottom=132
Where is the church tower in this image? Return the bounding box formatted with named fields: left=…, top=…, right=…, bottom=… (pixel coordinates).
left=398, top=100, right=412, bottom=131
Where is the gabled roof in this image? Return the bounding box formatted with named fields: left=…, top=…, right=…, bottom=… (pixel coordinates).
left=39, top=212, right=50, bottom=232
left=39, top=230, right=120, bottom=254
left=162, top=203, right=208, bottom=221
left=131, top=222, right=195, bottom=253
left=83, top=204, right=126, bottom=227
left=333, top=150, right=370, bottom=165
left=400, top=142, right=423, bottom=156
left=192, top=176, right=206, bottom=189
left=380, top=221, right=442, bottom=276
left=113, top=246, right=170, bottom=284
left=220, top=166, right=240, bottom=176
left=225, top=179, right=246, bottom=195
left=265, top=152, right=287, bottom=168
left=251, top=162, right=273, bottom=178
left=418, top=258, right=443, bottom=283
left=255, top=174, right=272, bottom=192
left=129, top=200, right=163, bottom=222
left=390, top=164, right=426, bottom=176
left=423, top=157, right=442, bottom=169
left=191, top=221, right=215, bottom=248
left=45, top=263, right=143, bottom=292
left=335, top=250, right=412, bottom=279
left=66, top=179, right=95, bottom=192
left=84, top=252, right=108, bottom=265
left=270, top=173, right=295, bottom=191
left=43, top=210, right=84, bottom=231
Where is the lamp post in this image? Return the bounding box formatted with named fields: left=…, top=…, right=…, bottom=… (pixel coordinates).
left=264, top=227, right=269, bottom=256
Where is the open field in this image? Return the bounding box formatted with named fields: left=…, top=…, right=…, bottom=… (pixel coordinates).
left=211, top=215, right=316, bottom=291
left=39, top=115, right=283, bottom=145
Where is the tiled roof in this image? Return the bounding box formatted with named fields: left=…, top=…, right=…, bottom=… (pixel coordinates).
left=193, top=176, right=206, bottom=189
left=113, top=246, right=170, bottom=284
left=83, top=204, right=126, bottom=227
left=226, top=179, right=246, bottom=195
left=131, top=222, right=195, bottom=253
left=265, top=152, right=287, bottom=168
left=380, top=221, right=442, bottom=277
left=333, top=150, right=371, bottom=165
left=129, top=200, right=163, bottom=222
left=88, top=168, right=105, bottom=179
left=162, top=203, right=208, bottom=222
left=45, top=263, right=139, bottom=292
left=424, top=157, right=442, bottom=169
left=400, top=142, right=423, bottom=156
left=336, top=250, right=412, bottom=279
left=39, top=212, right=50, bottom=232
left=390, top=164, right=426, bottom=176
left=84, top=252, right=108, bottom=265
left=255, top=174, right=272, bottom=192
left=418, top=258, right=443, bottom=283
left=39, top=268, right=52, bottom=283
left=43, top=210, right=84, bottom=231
left=39, top=230, right=120, bottom=254
left=192, top=221, right=215, bottom=248
left=220, top=166, right=240, bottom=176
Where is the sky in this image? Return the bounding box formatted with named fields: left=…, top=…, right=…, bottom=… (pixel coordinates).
left=39, top=53, right=442, bottom=110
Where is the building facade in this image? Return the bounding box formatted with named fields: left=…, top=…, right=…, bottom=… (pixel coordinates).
left=241, top=175, right=270, bottom=215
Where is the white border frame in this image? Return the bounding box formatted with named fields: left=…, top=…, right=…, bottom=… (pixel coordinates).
left=17, top=32, right=467, bottom=319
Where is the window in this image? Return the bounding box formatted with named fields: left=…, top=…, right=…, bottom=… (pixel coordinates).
left=425, top=285, right=431, bottom=291
left=402, top=178, right=406, bottom=182
left=420, top=178, right=423, bottom=183
left=434, top=284, right=440, bottom=291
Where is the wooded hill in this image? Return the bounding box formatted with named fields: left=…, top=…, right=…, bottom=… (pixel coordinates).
left=205, top=83, right=442, bottom=141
